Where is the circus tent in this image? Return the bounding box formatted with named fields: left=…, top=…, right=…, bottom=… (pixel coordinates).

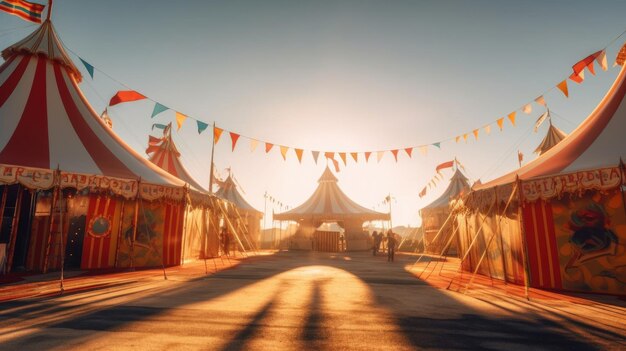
left=420, top=168, right=470, bottom=254
left=453, top=45, right=626, bottom=295
left=534, top=122, right=567, bottom=156
left=214, top=172, right=262, bottom=247
left=146, top=123, right=207, bottom=191
left=274, top=166, right=389, bottom=251
left=0, top=20, right=202, bottom=274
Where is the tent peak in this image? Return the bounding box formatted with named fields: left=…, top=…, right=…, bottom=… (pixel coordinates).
left=318, top=166, right=338, bottom=183
left=1, top=19, right=81, bottom=82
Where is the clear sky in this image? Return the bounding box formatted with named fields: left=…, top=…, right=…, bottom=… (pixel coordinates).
left=2, top=0, right=626, bottom=227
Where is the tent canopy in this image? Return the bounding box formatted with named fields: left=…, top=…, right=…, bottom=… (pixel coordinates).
left=147, top=123, right=207, bottom=191
left=534, top=122, right=567, bottom=156
left=476, top=50, right=626, bottom=190
left=0, top=20, right=184, bottom=187
left=274, top=166, right=389, bottom=222
left=215, top=173, right=261, bottom=215
left=421, top=168, right=470, bottom=211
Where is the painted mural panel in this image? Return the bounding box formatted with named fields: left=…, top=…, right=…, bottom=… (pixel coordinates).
left=116, top=201, right=166, bottom=268
left=551, top=190, right=626, bottom=294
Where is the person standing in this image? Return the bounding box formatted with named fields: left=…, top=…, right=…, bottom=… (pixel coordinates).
left=387, top=230, right=397, bottom=262
left=372, top=231, right=379, bottom=256
left=221, top=227, right=231, bottom=256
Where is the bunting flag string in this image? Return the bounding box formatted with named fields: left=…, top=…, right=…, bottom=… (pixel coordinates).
left=80, top=40, right=620, bottom=169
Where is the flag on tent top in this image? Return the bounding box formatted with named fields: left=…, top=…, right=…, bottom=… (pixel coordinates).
left=0, top=0, right=45, bottom=23
left=435, top=160, right=454, bottom=173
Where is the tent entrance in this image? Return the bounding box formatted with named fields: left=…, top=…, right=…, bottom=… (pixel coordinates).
left=313, top=222, right=345, bottom=252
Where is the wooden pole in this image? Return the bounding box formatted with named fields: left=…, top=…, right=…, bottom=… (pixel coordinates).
left=180, top=187, right=190, bottom=266
left=42, top=185, right=59, bottom=274
left=129, top=197, right=140, bottom=270
left=113, top=199, right=126, bottom=268
left=0, top=185, right=8, bottom=238
left=516, top=176, right=531, bottom=300
left=208, top=122, right=216, bottom=194
left=58, top=190, right=65, bottom=293
left=5, top=186, right=24, bottom=274
left=46, top=0, right=53, bottom=21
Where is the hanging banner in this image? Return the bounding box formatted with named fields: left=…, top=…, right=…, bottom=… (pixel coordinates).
left=139, top=183, right=185, bottom=202
left=521, top=167, right=622, bottom=202
left=0, top=165, right=55, bottom=189
left=60, top=172, right=138, bottom=199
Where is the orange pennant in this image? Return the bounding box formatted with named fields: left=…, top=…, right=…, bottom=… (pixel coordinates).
left=325, top=152, right=335, bottom=160
left=484, top=125, right=491, bottom=135
left=463, top=134, right=468, bottom=142
left=365, top=152, right=372, bottom=162
left=522, top=104, right=532, bottom=114
left=404, top=148, right=413, bottom=158
left=265, top=142, right=274, bottom=153
left=229, top=132, right=240, bottom=151
left=496, top=118, right=504, bottom=131
left=508, top=111, right=516, bottom=125
left=390, top=149, right=399, bottom=162
left=175, top=112, right=187, bottom=130
left=279, top=145, right=289, bottom=160
left=213, top=126, right=223, bottom=144
left=455, top=136, right=461, bottom=143
left=556, top=80, right=569, bottom=98
left=295, top=148, right=303, bottom=163
left=339, top=152, right=347, bottom=165
left=472, top=129, right=479, bottom=140
left=350, top=152, right=358, bottom=162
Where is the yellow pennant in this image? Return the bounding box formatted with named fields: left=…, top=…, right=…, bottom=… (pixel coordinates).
left=377, top=151, right=385, bottom=162
left=339, top=152, right=347, bottom=165
left=175, top=112, right=187, bottom=130
left=484, top=125, right=491, bottom=135
left=279, top=145, right=289, bottom=160
left=522, top=104, right=532, bottom=114
left=250, top=139, right=259, bottom=152
left=557, top=80, right=569, bottom=98
left=472, top=129, right=479, bottom=140
left=508, top=112, right=516, bottom=126
left=496, top=118, right=504, bottom=131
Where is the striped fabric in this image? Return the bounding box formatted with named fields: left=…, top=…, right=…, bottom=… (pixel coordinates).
left=0, top=22, right=185, bottom=187
left=0, top=0, right=44, bottom=24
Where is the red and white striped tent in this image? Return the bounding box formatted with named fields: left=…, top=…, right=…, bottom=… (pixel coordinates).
left=0, top=20, right=185, bottom=188
left=456, top=46, right=626, bottom=295
left=533, top=121, right=567, bottom=156
left=146, top=123, right=207, bottom=191
left=274, top=166, right=389, bottom=223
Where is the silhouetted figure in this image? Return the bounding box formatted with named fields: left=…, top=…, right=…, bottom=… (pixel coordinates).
left=221, top=227, right=231, bottom=256
left=387, top=230, right=397, bottom=262
left=372, top=231, right=379, bottom=256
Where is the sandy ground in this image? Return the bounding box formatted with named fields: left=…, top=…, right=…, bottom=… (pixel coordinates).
left=0, top=251, right=624, bottom=350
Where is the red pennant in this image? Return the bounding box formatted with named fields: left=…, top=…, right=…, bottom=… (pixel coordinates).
left=390, top=149, right=399, bottom=162
left=229, top=132, right=240, bottom=151
left=109, top=91, right=146, bottom=106
left=364, top=152, right=372, bottom=162
left=404, top=148, right=413, bottom=158
left=265, top=143, right=274, bottom=153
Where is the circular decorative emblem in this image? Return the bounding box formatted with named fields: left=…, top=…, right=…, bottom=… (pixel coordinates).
left=88, top=215, right=112, bottom=238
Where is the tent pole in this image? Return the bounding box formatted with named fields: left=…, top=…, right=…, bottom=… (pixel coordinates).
left=6, top=186, right=24, bottom=274
left=113, top=199, right=126, bottom=268
left=208, top=122, right=216, bottom=194
left=495, top=186, right=509, bottom=285
left=130, top=196, right=140, bottom=270
left=0, top=185, right=7, bottom=240
left=420, top=223, right=460, bottom=279
left=516, top=176, right=531, bottom=301
left=42, top=183, right=59, bottom=274
left=446, top=198, right=496, bottom=290
left=180, top=187, right=190, bottom=266
left=462, top=183, right=518, bottom=294
left=619, top=160, right=626, bottom=220
left=413, top=195, right=465, bottom=267
left=58, top=189, right=64, bottom=294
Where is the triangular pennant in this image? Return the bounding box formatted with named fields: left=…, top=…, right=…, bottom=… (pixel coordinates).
left=280, top=145, right=289, bottom=160
left=325, top=152, right=335, bottom=160
left=229, top=132, right=240, bottom=151
left=196, top=120, right=209, bottom=134
left=152, top=123, right=167, bottom=130
left=496, top=118, right=504, bottom=131
left=312, top=151, right=320, bottom=164
left=472, top=129, right=479, bottom=140
left=569, top=70, right=584, bottom=84
left=463, top=133, right=468, bottom=142
left=596, top=50, right=608, bottom=71
left=214, top=127, right=223, bottom=144
left=484, top=125, right=491, bottom=135
left=151, top=103, right=169, bottom=118
left=390, top=149, right=399, bottom=162
left=175, top=112, right=187, bottom=130
left=534, top=95, right=546, bottom=106
left=330, top=158, right=340, bottom=172
left=376, top=151, right=385, bottom=162
left=508, top=111, right=517, bottom=125
left=109, top=90, right=146, bottom=106
left=404, top=148, right=413, bottom=157
left=79, top=57, right=94, bottom=79
left=295, top=148, right=304, bottom=163
left=432, top=142, right=441, bottom=149
left=339, top=152, right=347, bottom=165
left=350, top=152, right=358, bottom=162
left=265, top=142, right=274, bottom=153
left=455, top=136, right=461, bottom=143
left=250, top=139, right=259, bottom=152
left=521, top=104, right=532, bottom=114
left=365, top=152, right=372, bottom=162
left=556, top=80, right=569, bottom=98
left=419, top=145, right=428, bottom=156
